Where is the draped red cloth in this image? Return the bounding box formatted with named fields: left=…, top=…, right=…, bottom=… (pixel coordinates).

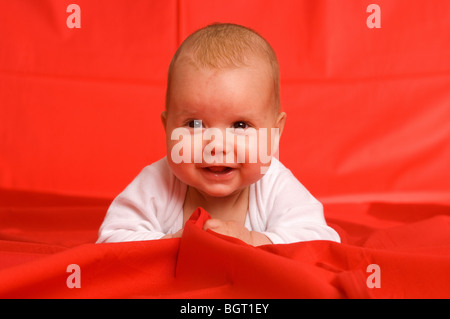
left=0, top=201, right=449, bottom=299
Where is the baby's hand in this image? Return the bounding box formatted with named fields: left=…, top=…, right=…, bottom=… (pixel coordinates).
left=203, top=219, right=272, bottom=246
left=162, top=228, right=183, bottom=239
left=203, top=219, right=251, bottom=243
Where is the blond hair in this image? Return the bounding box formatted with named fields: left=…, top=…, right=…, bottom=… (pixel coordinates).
left=165, top=23, right=280, bottom=111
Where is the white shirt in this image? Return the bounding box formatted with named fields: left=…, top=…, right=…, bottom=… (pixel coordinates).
left=97, top=157, right=340, bottom=244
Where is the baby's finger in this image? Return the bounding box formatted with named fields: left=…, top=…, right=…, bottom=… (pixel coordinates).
left=172, top=228, right=184, bottom=238
left=203, top=218, right=222, bottom=231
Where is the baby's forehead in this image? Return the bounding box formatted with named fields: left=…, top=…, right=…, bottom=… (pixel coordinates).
left=167, top=51, right=279, bottom=114
left=170, top=69, right=277, bottom=118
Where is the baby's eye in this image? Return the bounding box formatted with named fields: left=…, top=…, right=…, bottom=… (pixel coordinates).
left=187, top=120, right=203, bottom=128
left=232, top=121, right=249, bottom=130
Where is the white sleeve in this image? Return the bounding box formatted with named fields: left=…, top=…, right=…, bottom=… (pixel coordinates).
left=258, top=161, right=340, bottom=245
left=96, top=158, right=180, bottom=243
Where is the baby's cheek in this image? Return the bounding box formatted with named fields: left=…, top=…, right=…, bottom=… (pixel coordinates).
left=167, top=160, right=196, bottom=186
left=232, top=129, right=277, bottom=166
left=238, top=161, right=268, bottom=184
left=229, top=131, right=258, bottom=164
left=257, top=128, right=279, bottom=163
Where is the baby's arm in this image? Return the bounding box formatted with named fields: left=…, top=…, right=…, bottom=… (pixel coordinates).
left=256, top=160, right=340, bottom=244
left=97, top=161, right=174, bottom=243
left=97, top=193, right=166, bottom=243
left=203, top=219, right=272, bottom=246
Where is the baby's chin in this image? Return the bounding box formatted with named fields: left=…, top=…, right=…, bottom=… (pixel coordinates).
left=190, top=183, right=244, bottom=198
left=197, top=186, right=238, bottom=198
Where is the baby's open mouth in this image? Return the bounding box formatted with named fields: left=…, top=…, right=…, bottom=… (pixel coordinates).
left=204, top=166, right=233, bottom=174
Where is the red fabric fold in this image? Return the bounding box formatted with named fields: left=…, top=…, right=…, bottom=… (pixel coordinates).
left=1, top=203, right=449, bottom=299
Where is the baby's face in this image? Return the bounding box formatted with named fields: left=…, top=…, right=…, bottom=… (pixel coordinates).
left=162, top=56, right=285, bottom=198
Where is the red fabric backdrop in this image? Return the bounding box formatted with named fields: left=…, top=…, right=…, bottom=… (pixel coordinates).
left=1, top=0, right=449, bottom=201
left=0, top=0, right=449, bottom=299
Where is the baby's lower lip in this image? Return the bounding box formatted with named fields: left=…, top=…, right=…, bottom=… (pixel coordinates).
left=200, top=166, right=236, bottom=180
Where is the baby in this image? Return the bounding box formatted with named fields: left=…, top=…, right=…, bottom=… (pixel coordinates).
left=97, top=23, right=340, bottom=246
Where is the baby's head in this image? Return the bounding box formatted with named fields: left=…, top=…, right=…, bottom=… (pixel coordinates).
left=161, top=23, right=286, bottom=198
left=165, top=23, right=281, bottom=113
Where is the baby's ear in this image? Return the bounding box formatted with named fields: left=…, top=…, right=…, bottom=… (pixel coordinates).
left=275, top=112, right=287, bottom=138
left=160, top=111, right=167, bottom=131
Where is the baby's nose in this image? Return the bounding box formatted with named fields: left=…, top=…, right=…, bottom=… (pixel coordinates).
left=208, top=135, right=228, bottom=157
left=202, top=129, right=234, bottom=162
left=210, top=140, right=224, bottom=155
